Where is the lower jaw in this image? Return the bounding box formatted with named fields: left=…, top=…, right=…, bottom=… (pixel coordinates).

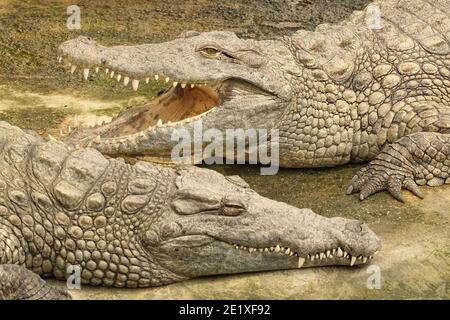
left=195, top=256, right=372, bottom=279
left=61, top=84, right=221, bottom=149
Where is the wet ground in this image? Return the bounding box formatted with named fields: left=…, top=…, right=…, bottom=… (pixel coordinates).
left=1, top=0, right=449, bottom=299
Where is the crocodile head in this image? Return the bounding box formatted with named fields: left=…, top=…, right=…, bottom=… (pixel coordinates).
left=146, top=166, right=380, bottom=284
left=58, top=32, right=295, bottom=158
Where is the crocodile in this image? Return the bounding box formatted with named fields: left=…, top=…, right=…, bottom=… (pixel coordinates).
left=0, top=121, right=379, bottom=299
left=58, top=0, right=450, bottom=202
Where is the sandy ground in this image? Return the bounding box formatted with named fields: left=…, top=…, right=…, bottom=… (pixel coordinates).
left=0, top=0, right=449, bottom=299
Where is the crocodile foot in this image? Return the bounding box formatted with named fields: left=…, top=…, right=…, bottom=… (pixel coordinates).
left=346, top=162, right=423, bottom=202
left=347, top=132, right=450, bottom=202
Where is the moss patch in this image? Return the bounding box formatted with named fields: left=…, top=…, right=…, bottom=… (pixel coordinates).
left=0, top=105, right=75, bottom=133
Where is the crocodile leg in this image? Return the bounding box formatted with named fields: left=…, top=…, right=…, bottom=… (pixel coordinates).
left=0, top=231, right=71, bottom=300
left=0, top=264, right=71, bottom=300
left=347, top=132, right=450, bottom=202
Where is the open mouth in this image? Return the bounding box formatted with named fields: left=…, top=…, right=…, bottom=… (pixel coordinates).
left=57, top=55, right=270, bottom=141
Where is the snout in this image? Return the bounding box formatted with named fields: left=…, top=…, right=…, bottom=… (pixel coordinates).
left=330, top=217, right=381, bottom=259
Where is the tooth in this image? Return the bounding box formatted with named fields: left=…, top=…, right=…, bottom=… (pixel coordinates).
left=173, top=81, right=178, bottom=87
left=264, top=248, right=268, bottom=252
left=363, top=257, right=368, bottom=263
left=110, top=71, right=115, bottom=78
left=154, top=75, right=159, bottom=80
left=165, top=77, right=170, bottom=83
left=343, top=251, right=348, bottom=258
left=105, top=68, right=109, bottom=74
left=320, top=252, right=325, bottom=260
left=270, top=247, right=274, bottom=251
left=258, top=248, right=263, bottom=252
left=249, top=248, right=255, bottom=253
left=285, top=248, right=290, bottom=255
left=358, top=255, right=363, bottom=260
left=337, top=248, right=343, bottom=257
left=117, top=74, right=122, bottom=82
left=315, top=254, right=319, bottom=259
left=167, top=121, right=172, bottom=125
left=95, top=67, right=99, bottom=73
left=297, top=257, right=305, bottom=268
left=332, top=249, right=336, bottom=255
left=190, top=84, right=195, bottom=88
left=374, top=250, right=379, bottom=256
left=157, top=119, right=162, bottom=127
left=83, top=68, right=90, bottom=80
left=58, top=56, right=62, bottom=63
left=310, top=255, right=315, bottom=261
left=132, top=79, right=140, bottom=91
left=350, top=256, right=356, bottom=266
left=235, top=245, right=239, bottom=249
left=145, top=77, right=149, bottom=84
left=70, top=65, right=77, bottom=74
left=289, top=252, right=294, bottom=256
left=275, top=245, right=281, bottom=253
left=123, top=77, right=130, bottom=86
left=326, top=250, right=331, bottom=258
left=181, top=83, right=187, bottom=88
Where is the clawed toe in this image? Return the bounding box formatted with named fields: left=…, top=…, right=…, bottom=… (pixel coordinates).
left=346, top=168, right=424, bottom=202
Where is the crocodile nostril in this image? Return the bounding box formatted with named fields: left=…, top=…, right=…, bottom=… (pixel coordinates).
left=345, top=221, right=363, bottom=233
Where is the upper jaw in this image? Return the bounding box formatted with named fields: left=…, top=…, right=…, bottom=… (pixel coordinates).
left=220, top=204, right=381, bottom=268
left=58, top=35, right=291, bottom=99
left=170, top=208, right=380, bottom=272
left=220, top=232, right=379, bottom=268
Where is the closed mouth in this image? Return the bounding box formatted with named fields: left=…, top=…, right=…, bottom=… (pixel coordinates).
left=227, top=241, right=377, bottom=267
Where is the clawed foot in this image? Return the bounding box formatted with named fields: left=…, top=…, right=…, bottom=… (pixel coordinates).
left=346, top=164, right=424, bottom=202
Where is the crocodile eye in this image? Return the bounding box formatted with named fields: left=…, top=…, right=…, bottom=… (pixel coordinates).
left=200, top=47, right=221, bottom=56
left=221, top=195, right=247, bottom=216
left=222, top=205, right=245, bottom=216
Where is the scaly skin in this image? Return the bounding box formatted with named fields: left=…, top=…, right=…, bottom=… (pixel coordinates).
left=0, top=265, right=71, bottom=300
left=58, top=0, right=450, bottom=202
left=0, top=121, right=379, bottom=299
